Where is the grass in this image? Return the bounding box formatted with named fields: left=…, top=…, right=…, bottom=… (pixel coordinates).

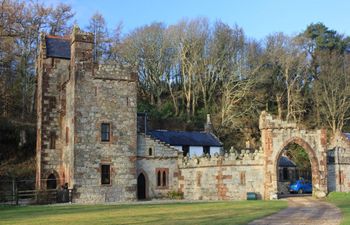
left=0, top=200, right=287, bottom=225
left=327, top=192, right=350, bottom=225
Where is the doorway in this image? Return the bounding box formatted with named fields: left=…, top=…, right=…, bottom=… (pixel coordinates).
left=137, top=173, right=146, bottom=200
left=47, top=173, right=57, bottom=189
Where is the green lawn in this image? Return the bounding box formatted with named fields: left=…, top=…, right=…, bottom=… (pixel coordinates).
left=0, top=200, right=287, bottom=225
left=327, top=192, right=350, bottom=225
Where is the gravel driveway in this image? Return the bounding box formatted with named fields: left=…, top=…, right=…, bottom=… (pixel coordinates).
left=248, top=196, right=342, bottom=225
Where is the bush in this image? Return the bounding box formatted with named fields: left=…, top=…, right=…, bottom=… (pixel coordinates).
left=167, top=190, right=184, bottom=200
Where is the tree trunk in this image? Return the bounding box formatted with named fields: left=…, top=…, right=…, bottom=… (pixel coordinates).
left=276, top=94, right=283, bottom=120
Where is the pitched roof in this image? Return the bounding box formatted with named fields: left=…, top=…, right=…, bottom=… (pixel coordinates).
left=45, top=35, right=71, bottom=59
left=343, top=133, right=350, bottom=141
left=278, top=156, right=296, bottom=167
left=148, top=130, right=222, bottom=147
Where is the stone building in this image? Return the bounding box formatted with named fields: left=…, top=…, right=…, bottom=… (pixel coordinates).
left=147, top=130, right=223, bottom=157
left=36, top=27, right=137, bottom=203
left=36, top=28, right=348, bottom=203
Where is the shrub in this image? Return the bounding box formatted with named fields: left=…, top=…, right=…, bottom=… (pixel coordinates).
left=167, top=190, right=184, bottom=200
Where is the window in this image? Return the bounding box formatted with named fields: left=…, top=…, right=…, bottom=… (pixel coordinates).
left=157, top=171, right=161, bottom=186
left=340, top=171, right=344, bottom=185
left=182, top=145, right=189, bottom=157
left=49, top=96, right=56, bottom=109
left=148, top=148, right=153, bottom=156
left=49, top=131, right=56, bottom=149
left=47, top=173, right=57, bottom=189
left=203, top=146, right=210, bottom=155
left=101, top=123, right=110, bottom=142
left=156, top=168, right=168, bottom=188
left=240, top=171, right=246, bottom=185
left=162, top=171, right=167, bottom=186
left=101, top=165, right=111, bottom=185
left=65, top=127, right=69, bottom=145
left=327, top=150, right=335, bottom=164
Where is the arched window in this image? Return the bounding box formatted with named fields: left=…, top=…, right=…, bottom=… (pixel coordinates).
left=157, top=171, right=161, bottom=186
left=49, top=131, right=56, bottom=149
left=156, top=168, right=168, bottom=188
left=162, top=171, right=166, bottom=187
left=149, top=148, right=153, bottom=156
left=47, top=173, right=57, bottom=189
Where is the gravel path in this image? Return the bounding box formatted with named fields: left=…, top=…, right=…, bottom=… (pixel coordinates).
left=248, top=196, right=342, bottom=225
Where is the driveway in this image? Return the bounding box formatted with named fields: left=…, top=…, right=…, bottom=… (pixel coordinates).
left=248, top=196, right=342, bottom=225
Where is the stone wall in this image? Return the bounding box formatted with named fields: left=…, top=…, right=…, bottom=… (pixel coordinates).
left=136, top=134, right=179, bottom=199
left=178, top=149, right=264, bottom=200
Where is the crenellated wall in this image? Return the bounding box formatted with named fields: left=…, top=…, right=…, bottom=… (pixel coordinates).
left=178, top=148, right=264, bottom=200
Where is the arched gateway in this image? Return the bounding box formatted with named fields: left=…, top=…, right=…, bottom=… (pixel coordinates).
left=259, top=111, right=328, bottom=199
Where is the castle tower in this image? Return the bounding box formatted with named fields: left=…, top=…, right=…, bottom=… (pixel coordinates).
left=36, top=27, right=138, bottom=203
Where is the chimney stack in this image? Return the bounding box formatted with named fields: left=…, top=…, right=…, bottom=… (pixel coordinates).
left=204, top=114, right=213, bottom=133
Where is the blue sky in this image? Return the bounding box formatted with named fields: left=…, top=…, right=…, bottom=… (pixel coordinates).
left=46, top=0, right=350, bottom=40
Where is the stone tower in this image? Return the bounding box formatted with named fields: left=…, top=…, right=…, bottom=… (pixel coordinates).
left=36, top=27, right=138, bottom=203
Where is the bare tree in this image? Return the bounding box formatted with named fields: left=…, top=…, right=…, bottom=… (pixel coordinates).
left=87, top=12, right=110, bottom=63
left=121, top=22, right=172, bottom=107
left=264, top=33, right=307, bottom=122
left=315, top=51, right=350, bottom=134
left=48, top=3, right=75, bottom=35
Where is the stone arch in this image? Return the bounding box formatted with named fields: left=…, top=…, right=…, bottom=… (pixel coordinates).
left=43, top=169, right=60, bottom=190
left=275, top=137, right=320, bottom=191
left=259, top=111, right=328, bottom=199
left=137, top=169, right=149, bottom=200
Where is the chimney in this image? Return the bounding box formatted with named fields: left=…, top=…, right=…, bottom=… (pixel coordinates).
left=245, top=140, right=251, bottom=149
left=204, top=114, right=213, bottom=133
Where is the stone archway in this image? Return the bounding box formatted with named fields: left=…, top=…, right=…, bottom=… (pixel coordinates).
left=259, top=111, right=328, bottom=199
left=137, top=170, right=149, bottom=200
left=43, top=169, right=60, bottom=190
left=47, top=173, right=58, bottom=189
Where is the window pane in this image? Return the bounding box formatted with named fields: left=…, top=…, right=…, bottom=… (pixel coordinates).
left=101, top=123, right=110, bottom=133
left=50, top=132, right=56, bottom=149
left=101, top=165, right=110, bottom=184
left=162, top=171, right=166, bottom=187
left=101, top=123, right=110, bottom=142
left=157, top=171, right=161, bottom=186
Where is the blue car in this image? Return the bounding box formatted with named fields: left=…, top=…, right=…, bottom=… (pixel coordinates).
left=289, top=179, right=312, bottom=194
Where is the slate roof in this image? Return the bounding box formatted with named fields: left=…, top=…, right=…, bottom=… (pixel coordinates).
left=343, top=133, right=350, bottom=141
left=278, top=156, right=296, bottom=167
left=148, top=130, right=222, bottom=147
left=45, top=35, right=71, bottom=59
